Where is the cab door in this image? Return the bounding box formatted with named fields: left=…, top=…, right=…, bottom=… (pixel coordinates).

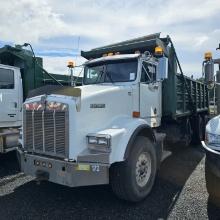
left=0, top=66, right=22, bottom=127
left=139, top=60, right=162, bottom=127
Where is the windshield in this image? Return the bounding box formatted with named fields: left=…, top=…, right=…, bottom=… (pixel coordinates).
left=0, top=68, right=14, bottom=89
left=83, top=59, right=137, bottom=85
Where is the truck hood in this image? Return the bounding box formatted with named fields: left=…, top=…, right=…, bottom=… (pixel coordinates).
left=76, top=84, right=133, bottom=131
left=80, top=84, right=124, bottom=100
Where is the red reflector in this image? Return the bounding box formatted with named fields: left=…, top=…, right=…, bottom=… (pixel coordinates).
left=133, top=111, right=140, bottom=118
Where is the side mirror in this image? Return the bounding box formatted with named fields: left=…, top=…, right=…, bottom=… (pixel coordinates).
left=157, top=57, right=168, bottom=81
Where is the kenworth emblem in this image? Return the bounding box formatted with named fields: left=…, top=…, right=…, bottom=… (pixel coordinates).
left=90, top=104, right=106, bottom=108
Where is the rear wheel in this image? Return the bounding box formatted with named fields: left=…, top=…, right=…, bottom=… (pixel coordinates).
left=192, top=115, right=205, bottom=144
left=16, top=150, right=21, bottom=171
left=185, top=118, right=193, bottom=146
left=110, top=136, right=157, bottom=202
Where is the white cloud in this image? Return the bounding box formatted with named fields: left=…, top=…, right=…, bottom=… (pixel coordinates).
left=0, top=0, right=72, bottom=43
left=0, top=0, right=219, bottom=76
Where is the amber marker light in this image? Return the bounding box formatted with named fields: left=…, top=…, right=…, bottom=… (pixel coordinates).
left=155, top=46, right=163, bottom=56
left=67, top=61, right=75, bottom=68
left=133, top=111, right=140, bottom=118
left=204, top=52, right=212, bottom=60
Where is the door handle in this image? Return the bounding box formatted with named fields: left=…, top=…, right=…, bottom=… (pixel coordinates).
left=149, top=84, right=159, bottom=90
left=14, top=102, right=18, bottom=108
left=153, top=84, right=159, bottom=89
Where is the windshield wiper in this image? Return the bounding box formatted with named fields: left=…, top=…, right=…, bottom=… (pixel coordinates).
left=105, top=66, right=114, bottom=83
left=94, top=66, right=105, bottom=84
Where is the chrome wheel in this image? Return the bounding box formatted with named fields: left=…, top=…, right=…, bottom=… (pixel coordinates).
left=135, top=152, right=152, bottom=187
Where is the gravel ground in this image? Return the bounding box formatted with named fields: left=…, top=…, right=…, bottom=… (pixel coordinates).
left=0, top=145, right=220, bottom=220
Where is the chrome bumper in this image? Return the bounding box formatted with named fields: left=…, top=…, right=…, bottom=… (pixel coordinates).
left=201, top=141, right=220, bottom=155
left=19, top=151, right=109, bottom=187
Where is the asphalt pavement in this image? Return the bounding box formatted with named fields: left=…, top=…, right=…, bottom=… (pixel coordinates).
left=0, top=145, right=220, bottom=220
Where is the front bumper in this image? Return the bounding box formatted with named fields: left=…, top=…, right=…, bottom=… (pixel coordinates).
left=202, top=141, right=220, bottom=178
left=19, top=151, right=109, bottom=187
left=0, top=129, right=19, bottom=153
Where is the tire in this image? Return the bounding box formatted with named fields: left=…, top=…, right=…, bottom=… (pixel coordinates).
left=16, top=150, right=21, bottom=171
left=185, top=118, right=193, bottom=146
left=192, top=115, right=204, bottom=144
left=205, top=159, right=220, bottom=206
left=110, top=136, right=157, bottom=202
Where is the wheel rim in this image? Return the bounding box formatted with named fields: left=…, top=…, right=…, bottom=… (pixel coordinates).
left=135, top=152, right=152, bottom=188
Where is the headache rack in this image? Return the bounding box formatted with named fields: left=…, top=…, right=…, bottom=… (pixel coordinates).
left=81, top=33, right=170, bottom=59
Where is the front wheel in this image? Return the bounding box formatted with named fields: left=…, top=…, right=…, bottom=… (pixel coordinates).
left=110, top=136, right=157, bottom=202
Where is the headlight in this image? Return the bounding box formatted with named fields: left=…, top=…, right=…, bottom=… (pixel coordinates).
left=87, top=134, right=111, bottom=152
left=206, top=132, right=220, bottom=145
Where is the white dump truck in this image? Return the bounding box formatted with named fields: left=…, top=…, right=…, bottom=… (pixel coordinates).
left=19, top=33, right=209, bottom=202
left=0, top=63, right=23, bottom=152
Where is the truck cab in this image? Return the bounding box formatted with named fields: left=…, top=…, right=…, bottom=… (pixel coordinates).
left=0, top=64, right=23, bottom=152
left=83, top=53, right=165, bottom=127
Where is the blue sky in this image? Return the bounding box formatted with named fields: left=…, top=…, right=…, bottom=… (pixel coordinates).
left=0, top=0, right=219, bottom=77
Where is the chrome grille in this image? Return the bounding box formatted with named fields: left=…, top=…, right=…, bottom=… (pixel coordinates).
left=24, top=109, right=69, bottom=158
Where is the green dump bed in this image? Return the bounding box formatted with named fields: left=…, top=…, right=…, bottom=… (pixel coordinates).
left=162, top=73, right=209, bottom=119
left=0, top=45, right=72, bottom=99
left=81, top=33, right=209, bottom=120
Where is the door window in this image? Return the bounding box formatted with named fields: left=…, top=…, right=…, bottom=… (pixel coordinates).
left=141, top=62, right=156, bottom=83
left=0, top=68, right=14, bottom=89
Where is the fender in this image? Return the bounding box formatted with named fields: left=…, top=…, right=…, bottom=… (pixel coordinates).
left=124, top=124, right=156, bottom=160
left=100, top=116, right=156, bottom=164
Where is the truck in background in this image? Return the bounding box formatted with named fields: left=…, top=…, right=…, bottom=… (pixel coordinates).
left=0, top=44, right=75, bottom=153
left=19, top=33, right=209, bottom=202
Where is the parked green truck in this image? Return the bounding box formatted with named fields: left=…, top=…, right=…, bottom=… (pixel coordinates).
left=0, top=44, right=75, bottom=153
